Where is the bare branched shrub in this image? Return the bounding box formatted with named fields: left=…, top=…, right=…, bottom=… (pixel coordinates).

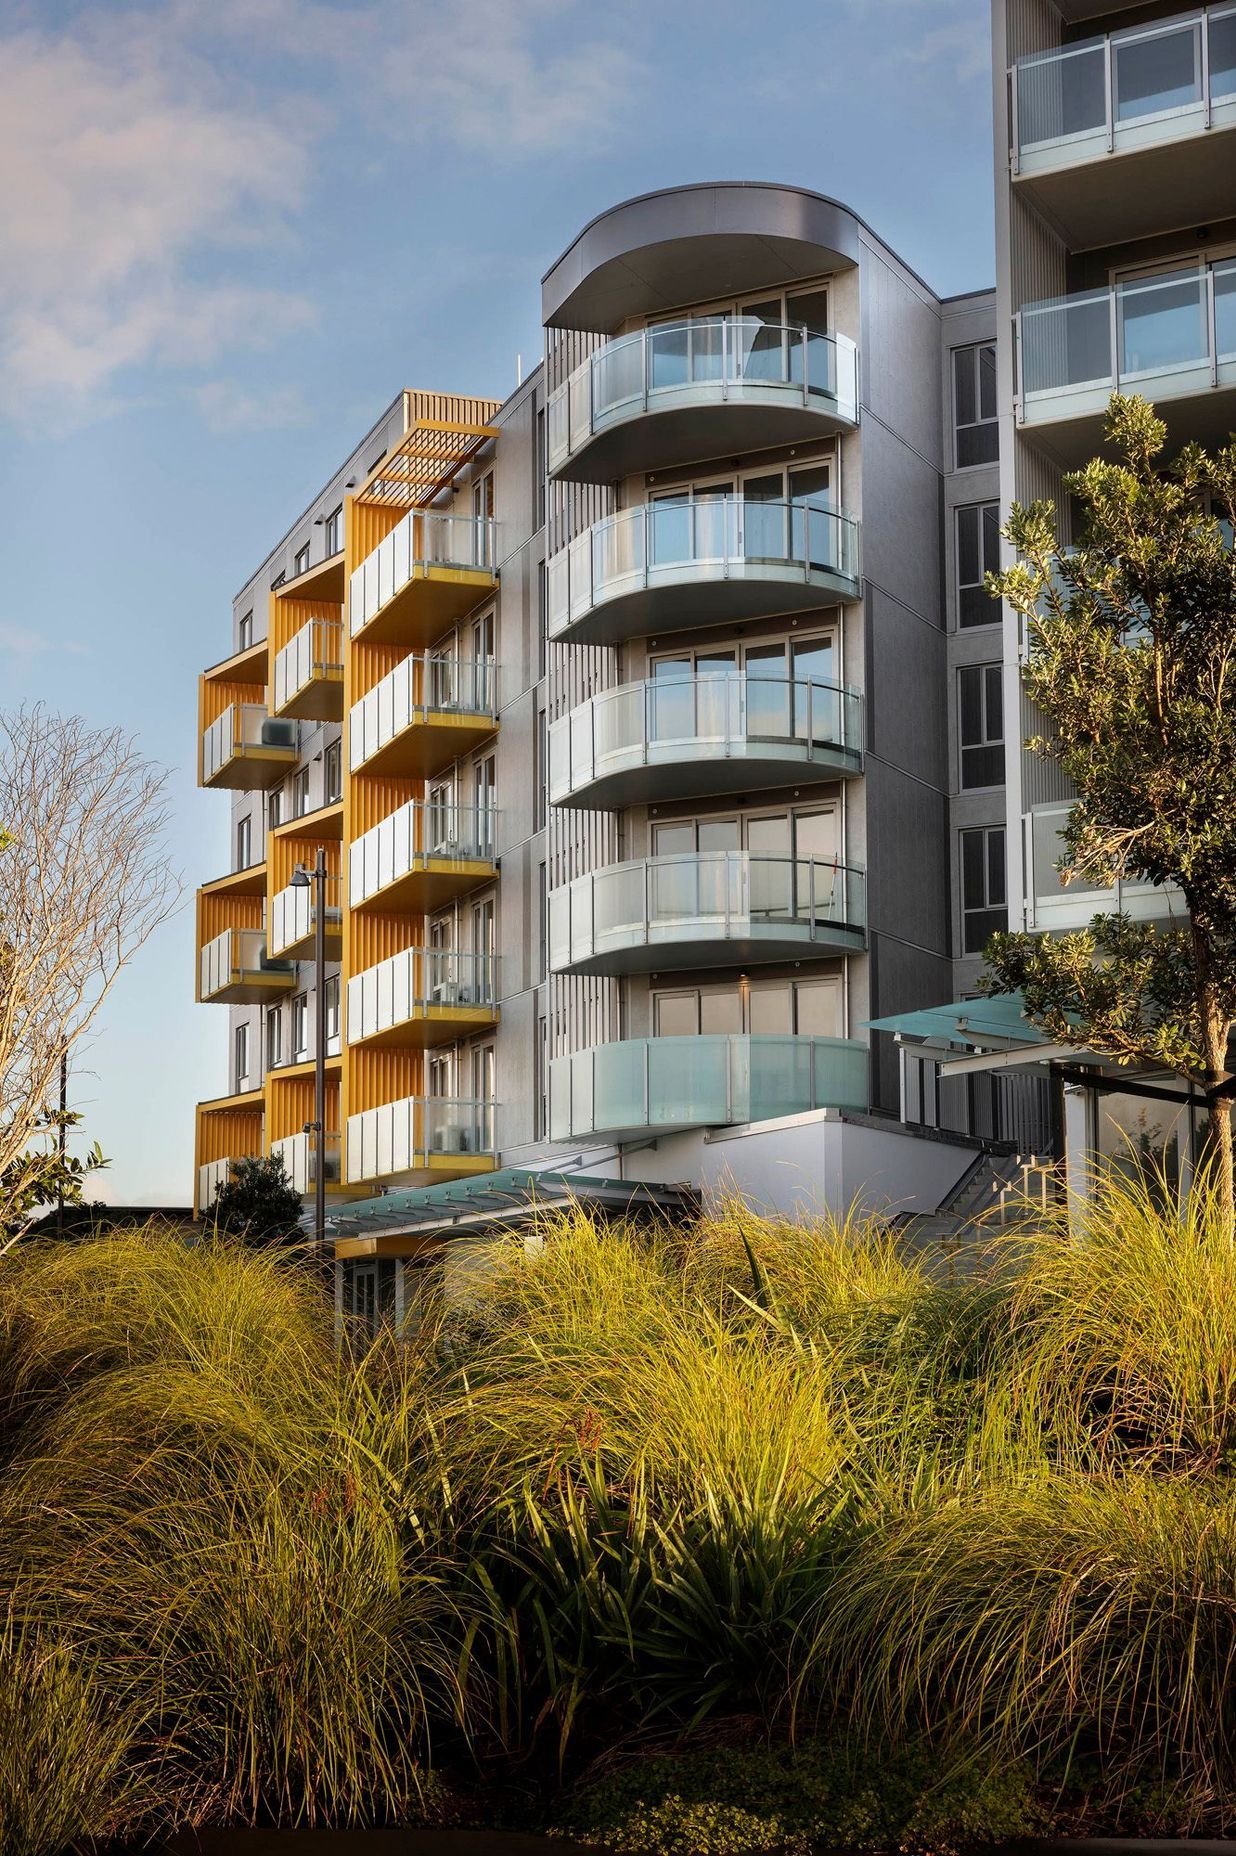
left=0, top=705, right=179, bottom=1244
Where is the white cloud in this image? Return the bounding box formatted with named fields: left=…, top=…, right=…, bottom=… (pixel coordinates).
left=0, top=622, right=87, bottom=659
left=0, top=26, right=315, bottom=423
left=193, top=380, right=313, bottom=433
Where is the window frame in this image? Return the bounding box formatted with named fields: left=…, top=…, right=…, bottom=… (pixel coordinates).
left=952, top=343, right=998, bottom=469
left=955, top=501, right=1002, bottom=629
left=959, top=825, right=1008, bottom=955
left=958, top=663, right=1005, bottom=791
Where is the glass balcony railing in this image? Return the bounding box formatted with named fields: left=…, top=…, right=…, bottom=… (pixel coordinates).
left=201, top=704, right=297, bottom=787
left=269, top=883, right=343, bottom=959
left=349, top=654, right=496, bottom=772
left=347, top=947, right=497, bottom=1044
left=1026, top=802, right=1180, bottom=931
left=349, top=509, right=500, bottom=640
left=1013, top=7, right=1236, bottom=174
left=273, top=618, right=344, bottom=716
left=549, top=672, right=863, bottom=807
left=548, top=318, right=859, bottom=475
left=349, top=800, right=498, bottom=908
left=199, top=926, right=294, bottom=1001
left=550, top=1033, right=869, bottom=1142
left=270, top=1130, right=342, bottom=1194
left=1017, top=263, right=1236, bottom=422
left=345, top=1096, right=495, bottom=1183
left=547, top=498, right=861, bottom=643
left=550, top=851, right=866, bottom=976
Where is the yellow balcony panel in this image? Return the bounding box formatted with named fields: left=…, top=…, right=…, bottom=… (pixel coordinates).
left=202, top=637, right=269, bottom=685
left=200, top=927, right=296, bottom=1006
left=269, top=882, right=344, bottom=962
left=350, top=654, right=497, bottom=780
left=347, top=947, right=499, bottom=1051
left=350, top=510, right=500, bottom=651
left=275, top=550, right=346, bottom=604
left=201, top=703, right=298, bottom=791
left=349, top=799, right=498, bottom=915
left=273, top=617, right=344, bottom=722
left=200, top=859, right=268, bottom=900
left=344, top=1095, right=496, bottom=1189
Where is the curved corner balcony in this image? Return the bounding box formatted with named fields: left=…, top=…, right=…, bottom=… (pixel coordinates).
left=547, top=319, right=859, bottom=483
left=1016, top=263, right=1236, bottom=459
left=549, top=1033, right=868, bottom=1143
left=349, top=800, right=498, bottom=914
left=350, top=509, right=499, bottom=650
left=549, top=673, right=862, bottom=811
left=549, top=851, right=865, bottom=978
left=547, top=498, right=861, bottom=647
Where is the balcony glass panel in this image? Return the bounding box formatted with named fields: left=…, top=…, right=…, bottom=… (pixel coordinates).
left=549, top=497, right=861, bottom=639
left=1014, top=8, right=1236, bottom=164
left=273, top=618, right=343, bottom=712
left=1019, top=263, right=1236, bottom=411
left=347, top=947, right=496, bottom=1043
left=271, top=1130, right=342, bottom=1193
left=200, top=926, right=292, bottom=998
left=549, top=1034, right=869, bottom=1141
left=349, top=508, right=500, bottom=638
left=349, top=800, right=498, bottom=907
left=549, top=672, right=862, bottom=804
left=269, top=882, right=343, bottom=957
left=201, top=704, right=296, bottom=783
left=345, top=1095, right=495, bottom=1183
left=349, top=654, right=495, bottom=771
left=550, top=851, right=865, bottom=973
left=548, top=319, right=859, bottom=472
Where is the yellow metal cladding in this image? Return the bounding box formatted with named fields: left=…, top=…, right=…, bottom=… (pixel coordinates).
left=196, top=385, right=503, bottom=1210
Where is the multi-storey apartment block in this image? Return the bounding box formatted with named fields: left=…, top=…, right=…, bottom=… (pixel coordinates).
left=993, top=0, right=1236, bottom=935
left=201, top=174, right=1137, bottom=1287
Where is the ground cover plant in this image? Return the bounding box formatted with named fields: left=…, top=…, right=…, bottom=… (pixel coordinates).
left=1, top=1176, right=1235, bottom=1853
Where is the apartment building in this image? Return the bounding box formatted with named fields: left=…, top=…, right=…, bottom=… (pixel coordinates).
left=194, top=180, right=1036, bottom=1294
left=993, top=0, right=1236, bottom=935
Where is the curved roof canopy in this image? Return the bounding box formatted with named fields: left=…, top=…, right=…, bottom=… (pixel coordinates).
left=542, top=182, right=861, bottom=334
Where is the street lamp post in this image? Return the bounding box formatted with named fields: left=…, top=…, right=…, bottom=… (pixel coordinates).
left=290, top=848, right=329, bottom=1261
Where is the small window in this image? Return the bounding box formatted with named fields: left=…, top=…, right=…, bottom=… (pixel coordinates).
left=324, top=505, right=343, bottom=556
left=959, top=665, right=1004, bottom=790
left=270, top=570, right=286, bottom=591
left=957, top=503, right=1001, bottom=627
left=237, top=610, right=254, bottom=651
left=234, top=1021, right=251, bottom=1093
left=294, top=542, right=311, bottom=577
left=234, top=814, right=252, bottom=872
left=538, top=861, right=548, bottom=982
left=960, top=826, right=1007, bottom=954
left=533, top=707, right=547, bottom=830
left=266, top=1006, right=283, bottom=1072
left=535, top=408, right=546, bottom=529
left=324, top=974, right=340, bottom=1054
left=953, top=344, right=998, bottom=468
left=291, top=993, right=309, bottom=1061
left=268, top=788, right=282, bottom=830
left=535, top=1015, right=548, bottom=1138
left=324, top=739, right=342, bottom=805
left=292, top=768, right=311, bottom=818
left=472, top=470, right=495, bottom=522
left=537, top=558, right=547, bottom=681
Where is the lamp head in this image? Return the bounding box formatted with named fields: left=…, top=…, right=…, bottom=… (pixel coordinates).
left=290, top=863, right=310, bottom=889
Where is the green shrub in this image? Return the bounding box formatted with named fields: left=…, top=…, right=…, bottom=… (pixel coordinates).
left=554, top=1737, right=1040, bottom=1856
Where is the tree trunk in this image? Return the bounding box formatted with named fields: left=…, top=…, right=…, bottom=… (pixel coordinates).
left=1207, top=1092, right=1235, bottom=1234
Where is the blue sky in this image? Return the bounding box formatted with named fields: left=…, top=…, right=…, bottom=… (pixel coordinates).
left=0, top=0, right=995, bottom=1205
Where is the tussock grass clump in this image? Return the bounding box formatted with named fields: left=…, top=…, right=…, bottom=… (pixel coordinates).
left=2, top=1180, right=1236, bottom=1846
left=0, top=1228, right=453, bottom=1836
